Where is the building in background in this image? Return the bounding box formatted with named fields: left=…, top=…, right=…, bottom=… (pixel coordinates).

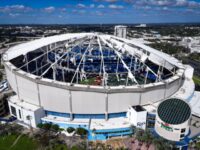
left=114, top=25, right=127, bottom=38
left=135, top=24, right=147, bottom=28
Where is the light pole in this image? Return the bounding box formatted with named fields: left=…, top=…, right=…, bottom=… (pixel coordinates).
left=26, top=115, right=33, bottom=133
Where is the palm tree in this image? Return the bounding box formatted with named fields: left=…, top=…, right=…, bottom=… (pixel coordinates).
left=194, top=142, right=200, bottom=150
left=92, top=128, right=96, bottom=141
left=135, top=128, right=144, bottom=142
left=130, top=125, right=136, bottom=137
left=92, top=128, right=97, bottom=147
left=153, top=137, right=172, bottom=150
left=142, top=129, right=153, bottom=149
left=144, top=129, right=154, bottom=144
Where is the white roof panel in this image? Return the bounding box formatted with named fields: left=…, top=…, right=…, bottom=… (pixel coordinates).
left=4, top=33, right=92, bottom=61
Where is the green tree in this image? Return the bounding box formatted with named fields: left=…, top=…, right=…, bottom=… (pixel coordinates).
left=51, top=124, right=59, bottom=132
left=42, top=123, right=52, bottom=130
left=76, top=128, right=88, bottom=138
left=67, top=127, right=75, bottom=133
left=37, top=123, right=43, bottom=128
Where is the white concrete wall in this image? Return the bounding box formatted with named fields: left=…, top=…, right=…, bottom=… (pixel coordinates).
left=128, top=107, right=147, bottom=129
left=71, top=91, right=105, bottom=114
left=39, top=84, right=70, bottom=113
left=141, top=88, right=165, bottom=105
left=166, top=78, right=181, bottom=97
left=16, top=75, right=39, bottom=105
left=34, top=108, right=45, bottom=126
left=5, top=67, right=17, bottom=92
left=8, top=101, right=22, bottom=120
left=184, top=65, right=194, bottom=79
left=108, top=93, right=140, bottom=113
left=21, top=108, right=37, bottom=127
left=8, top=101, right=42, bottom=128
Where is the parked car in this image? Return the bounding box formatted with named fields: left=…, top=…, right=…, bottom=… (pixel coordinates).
left=0, top=81, right=8, bottom=92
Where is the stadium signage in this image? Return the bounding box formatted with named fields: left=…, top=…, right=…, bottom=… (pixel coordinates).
left=161, top=123, right=173, bottom=132
left=137, top=122, right=146, bottom=127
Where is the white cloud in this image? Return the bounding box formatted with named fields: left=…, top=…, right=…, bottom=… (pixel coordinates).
left=134, top=0, right=200, bottom=9
left=59, top=8, right=67, bottom=12
left=104, top=0, right=118, bottom=2
left=144, top=6, right=151, bottom=10
left=176, top=0, right=188, bottom=6
left=90, top=4, right=95, bottom=8
left=151, top=0, right=172, bottom=6
left=95, top=0, right=118, bottom=2
left=108, top=4, right=124, bottom=9
left=9, top=13, right=20, bottom=17
left=96, top=11, right=104, bottom=16
left=97, top=4, right=105, bottom=8
left=77, top=3, right=86, bottom=8
left=124, top=0, right=134, bottom=3
left=72, top=9, right=86, bottom=15
left=10, top=5, right=25, bottom=9
left=163, top=6, right=168, bottom=10
left=0, top=5, right=32, bottom=13
left=188, top=1, right=200, bottom=8
left=44, top=6, right=55, bottom=13
left=79, top=10, right=86, bottom=14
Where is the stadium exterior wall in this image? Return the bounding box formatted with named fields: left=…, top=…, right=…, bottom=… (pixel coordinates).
left=4, top=61, right=184, bottom=116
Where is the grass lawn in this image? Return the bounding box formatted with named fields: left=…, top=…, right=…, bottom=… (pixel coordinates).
left=0, top=134, right=70, bottom=150
left=193, top=75, right=200, bottom=85
left=0, top=134, right=18, bottom=150
left=0, top=134, right=38, bottom=150
left=54, top=144, right=69, bottom=150
left=11, top=135, right=38, bottom=150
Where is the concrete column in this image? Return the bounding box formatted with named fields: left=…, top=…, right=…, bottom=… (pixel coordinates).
left=69, top=90, right=73, bottom=121
left=105, top=93, right=108, bottom=120
left=35, top=60, right=38, bottom=75
left=14, top=72, right=20, bottom=100
left=25, top=54, right=29, bottom=73
left=144, top=70, right=148, bottom=84
left=52, top=66, right=56, bottom=81
left=139, top=91, right=142, bottom=105
left=46, top=46, right=49, bottom=61
left=164, top=81, right=168, bottom=99
left=62, top=68, right=65, bottom=82
left=36, top=81, right=41, bottom=106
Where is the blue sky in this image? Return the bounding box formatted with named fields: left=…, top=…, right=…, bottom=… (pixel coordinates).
left=0, top=0, right=200, bottom=24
